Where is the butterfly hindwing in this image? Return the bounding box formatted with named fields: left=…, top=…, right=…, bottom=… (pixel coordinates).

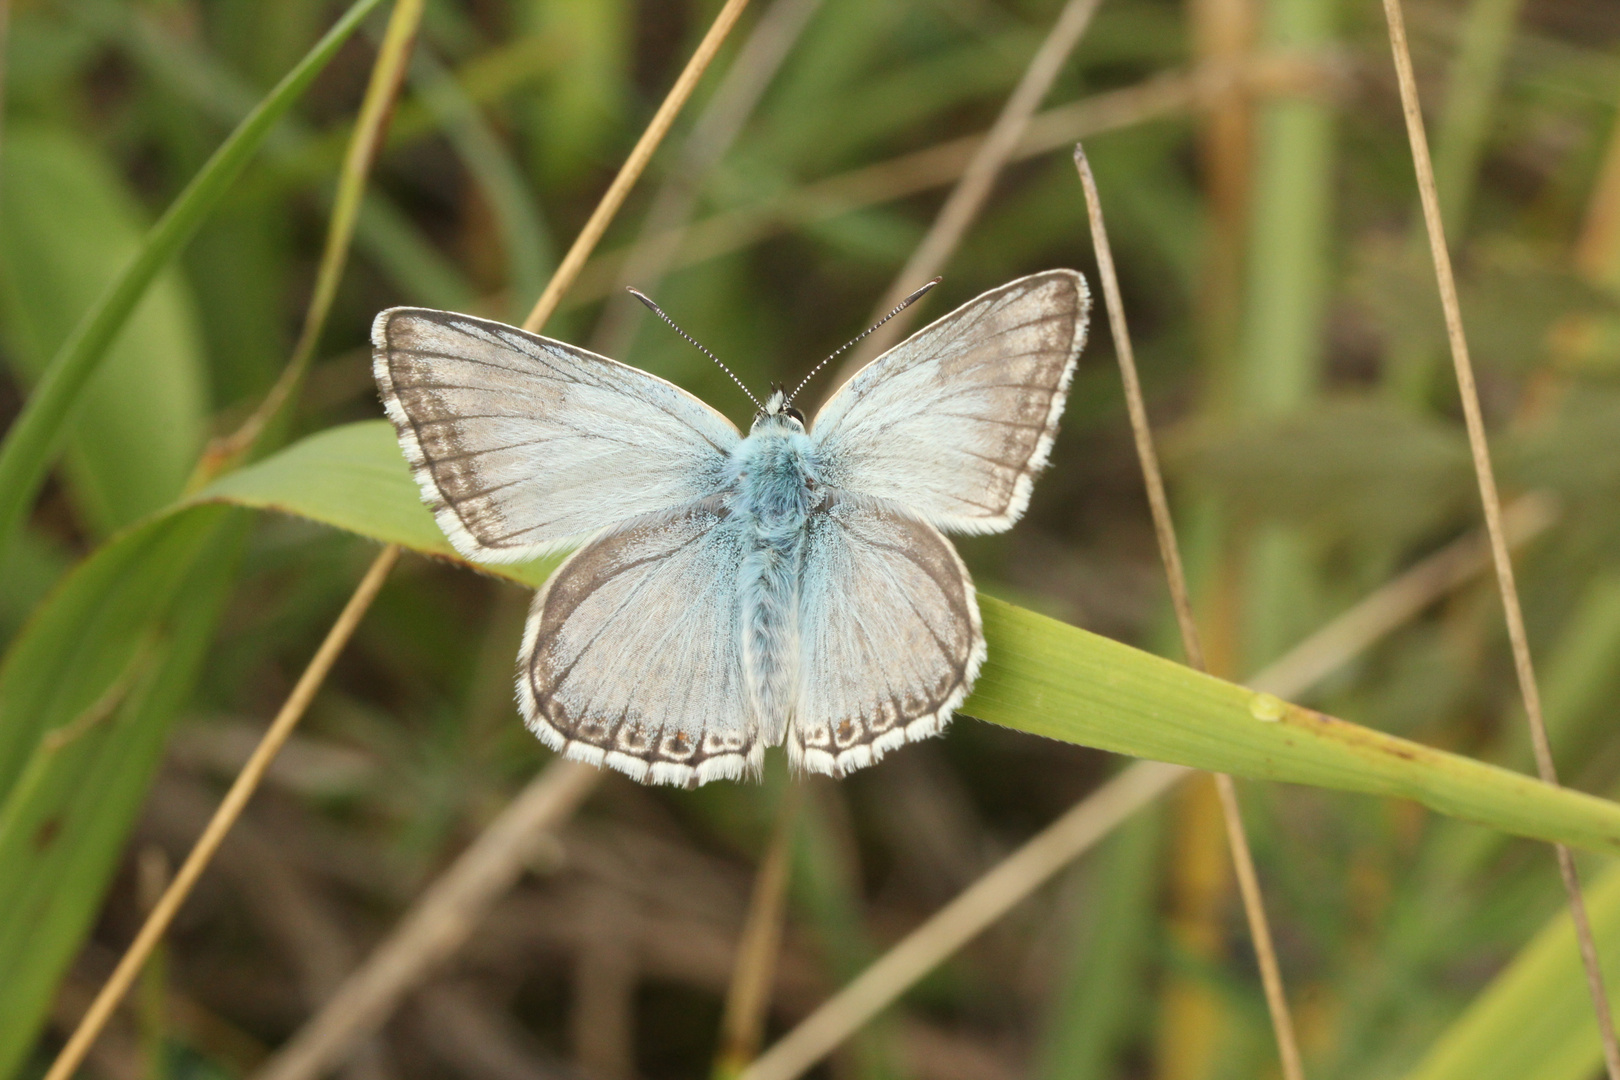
left=810, top=270, right=1089, bottom=535
left=790, top=493, right=984, bottom=777
left=373, top=308, right=741, bottom=563
left=518, top=497, right=759, bottom=787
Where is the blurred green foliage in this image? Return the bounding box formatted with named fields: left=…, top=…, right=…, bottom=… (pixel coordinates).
left=6, top=0, right=1620, bottom=1079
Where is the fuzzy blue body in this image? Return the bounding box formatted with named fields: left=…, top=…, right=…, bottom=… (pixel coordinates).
left=727, top=408, right=822, bottom=743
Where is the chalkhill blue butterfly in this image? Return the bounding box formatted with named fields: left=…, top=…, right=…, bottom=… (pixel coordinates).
left=373, top=270, right=1090, bottom=787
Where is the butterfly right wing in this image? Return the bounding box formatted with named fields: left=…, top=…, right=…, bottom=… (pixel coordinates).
left=809, top=271, right=1088, bottom=535
left=518, top=497, right=758, bottom=787
left=374, top=307, right=741, bottom=563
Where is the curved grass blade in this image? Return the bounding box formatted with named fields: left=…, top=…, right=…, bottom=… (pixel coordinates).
left=0, top=0, right=386, bottom=561
left=38, top=4, right=432, bottom=1076
left=1404, top=859, right=1620, bottom=1080
left=195, top=419, right=1620, bottom=854
left=0, top=126, right=209, bottom=536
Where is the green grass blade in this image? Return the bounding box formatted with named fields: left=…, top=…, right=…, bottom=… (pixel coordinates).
left=969, top=600, right=1620, bottom=852
left=1429, top=0, right=1525, bottom=234
left=1403, top=858, right=1620, bottom=1080
left=196, top=421, right=1620, bottom=854
left=196, top=420, right=562, bottom=584
left=0, top=506, right=246, bottom=1080
left=0, top=0, right=385, bottom=561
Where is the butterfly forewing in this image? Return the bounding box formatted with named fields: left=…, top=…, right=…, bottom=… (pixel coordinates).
left=373, top=308, right=741, bottom=563
left=790, top=494, right=983, bottom=777
left=518, top=497, right=760, bottom=786
left=810, top=270, right=1089, bottom=535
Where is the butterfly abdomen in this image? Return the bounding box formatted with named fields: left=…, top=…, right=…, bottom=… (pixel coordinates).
left=732, top=424, right=819, bottom=745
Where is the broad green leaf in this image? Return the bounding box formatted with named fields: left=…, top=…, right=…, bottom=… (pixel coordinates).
left=0, top=125, right=210, bottom=536
left=197, top=419, right=561, bottom=586
left=198, top=420, right=1620, bottom=855
left=0, top=507, right=245, bottom=1080
left=1403, top=857, right=1620, bottom=1080
left=0, top=0, right=386, bottom=561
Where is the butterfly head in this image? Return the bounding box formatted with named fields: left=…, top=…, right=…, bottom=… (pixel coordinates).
left=754, top=386, right=806, bottom=433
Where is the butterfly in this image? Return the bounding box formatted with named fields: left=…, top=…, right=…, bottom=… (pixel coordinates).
left=372, top=270, right=1090, bottom=787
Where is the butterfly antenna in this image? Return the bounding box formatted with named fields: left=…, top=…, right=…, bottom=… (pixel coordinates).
left=784, top=277, right=942, bottom=405
left=627, top=288, right=762, bottom=411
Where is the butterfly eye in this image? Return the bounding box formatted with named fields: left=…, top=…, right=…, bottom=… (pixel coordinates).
left=784, top=405, right=805, bottom=423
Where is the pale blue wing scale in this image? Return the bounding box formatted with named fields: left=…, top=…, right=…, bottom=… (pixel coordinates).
left=789, top=493, right=983, bottom=777
left=518, top=497, right=759, bottom=787
left=373, top=308, right=741, bottom=563
left=809, top=270, right=1089, bottom=535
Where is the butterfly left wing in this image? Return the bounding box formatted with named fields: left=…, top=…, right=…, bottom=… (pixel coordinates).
left=518, top=497, right=759, bottom=787
left=789, top=493, right=984, bottom=777
left=810, top=270, right=1089, bottom=535
left=374, top=308, right=741, bottom=563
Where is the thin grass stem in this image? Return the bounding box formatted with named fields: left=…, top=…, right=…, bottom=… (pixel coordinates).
left=202, top=0, right=426, bottom=478
left=1074, top=145, right=1305, bottom=1080
left=212, top=8, right=765, bottom=1075
left=831, top=0, right=1103, bottom=388
left=1379, top=4, right=1620, bottom=1077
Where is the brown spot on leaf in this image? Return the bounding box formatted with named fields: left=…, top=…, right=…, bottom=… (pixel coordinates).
left=34, top=817, right=62, bottom=851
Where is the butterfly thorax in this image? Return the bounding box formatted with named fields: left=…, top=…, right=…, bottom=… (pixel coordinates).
left=731, top=417, right=821, bottom=534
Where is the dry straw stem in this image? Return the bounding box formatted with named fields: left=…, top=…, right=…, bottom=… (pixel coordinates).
left=522, top=0, right=753, bottom=334
left=833, top=0, right=1104, bottom=385
left=233, top=7, right=764, bottom=1076
left=1075, top=145, right=1304, bottom=1080
left=569, top=51, right=1336, bottom=312
left=249, top=761, right=600, bottom=1080
left=1380, top=3, right=1620, bottom=1077
left=738, top=494, right=1554, bottom=1080
left=42, top=544, right=401, bottom=1080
